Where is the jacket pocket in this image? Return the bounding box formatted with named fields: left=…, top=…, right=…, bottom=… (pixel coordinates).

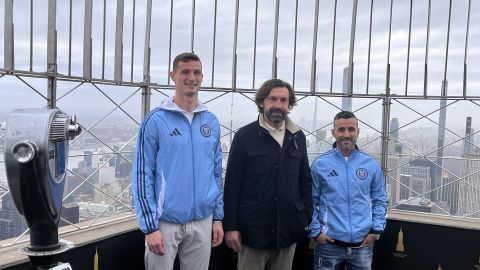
left=287, top=148, right=302, bottom=175
left=245, top=148, right=269, bottom=175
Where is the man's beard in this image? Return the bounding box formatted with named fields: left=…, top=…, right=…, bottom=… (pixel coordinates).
left=338, top=137, right=355, bottom=150
left=265, top=107, right=287, bottom=124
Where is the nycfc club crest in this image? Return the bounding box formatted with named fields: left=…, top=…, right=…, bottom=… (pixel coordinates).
left=356, top=168, right=368, bottom=180
left=200, top=124, right=211, bottom=137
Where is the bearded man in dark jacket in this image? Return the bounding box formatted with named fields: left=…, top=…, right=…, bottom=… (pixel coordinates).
left=224, top=78, right=312, bottom=270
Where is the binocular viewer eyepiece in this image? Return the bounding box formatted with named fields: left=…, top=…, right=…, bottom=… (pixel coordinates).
left=3, top=108, right=81, bottom=269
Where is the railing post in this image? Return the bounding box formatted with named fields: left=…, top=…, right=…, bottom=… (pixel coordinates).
left=347, top=0, right=358, bottom=95
left=272, top=0, right=280, bottom=79
left=141, top=0, right=152, bottom=119
left=114, top=0, right=125, bottom=83
left=83, top=0, right=93, bottom=79
left=47, top=0, right=57, bottom=109
left=4, top=0, right=14, bottom=70
left=381, top=68, right=391, bottom=178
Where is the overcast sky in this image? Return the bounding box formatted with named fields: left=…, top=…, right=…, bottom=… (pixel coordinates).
left=1, top=0, right=480, bottom=137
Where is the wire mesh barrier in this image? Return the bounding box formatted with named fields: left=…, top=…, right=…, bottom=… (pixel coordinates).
left=1, top=0, right=480, bottom=248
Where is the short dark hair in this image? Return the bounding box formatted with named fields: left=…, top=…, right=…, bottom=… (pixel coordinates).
left=333, top=111, right=357, bottom=126
left=255, top=79, right=297, bottom=113
left=172, top=52, right=202, bottom=71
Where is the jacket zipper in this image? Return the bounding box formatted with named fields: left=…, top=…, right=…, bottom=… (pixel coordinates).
left=343, top=151, right=353, bottom=243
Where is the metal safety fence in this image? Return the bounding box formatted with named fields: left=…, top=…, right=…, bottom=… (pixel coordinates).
left=1, top=0, right=480, bottom=247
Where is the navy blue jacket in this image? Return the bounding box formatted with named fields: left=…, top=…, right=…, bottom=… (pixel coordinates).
left=224, top=116, right=312, bottom=249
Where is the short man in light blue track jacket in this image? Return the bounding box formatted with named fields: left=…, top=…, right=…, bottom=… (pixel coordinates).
left=132, top=52, right=224, bottom=270
left=309, top=111, right=387, bottom=270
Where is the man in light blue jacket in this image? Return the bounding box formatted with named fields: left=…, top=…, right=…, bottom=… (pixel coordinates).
left=309, top=111, right=387, bottom=270
left=132, top=52, right=224, bottom=270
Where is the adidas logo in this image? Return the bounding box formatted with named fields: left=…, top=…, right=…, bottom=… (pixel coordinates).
left=170, top=128, right=182, bottom=136
left=328, top=170, right=338, bottom=177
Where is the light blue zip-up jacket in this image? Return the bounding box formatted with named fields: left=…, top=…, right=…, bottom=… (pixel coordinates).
left=309, top=147, right=387, bottom=243
left=132, top=98, right=224, bottom=234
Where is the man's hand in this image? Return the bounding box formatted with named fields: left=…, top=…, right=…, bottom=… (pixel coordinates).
left=361, top=234, right=377, bottom=247
left=315, top=232, right=334, bottom=244
left=225, top=230, right=242, bottom=252
left=146, top=230, right=165, bottom=256
left=212, top=222, right=224, bottom=247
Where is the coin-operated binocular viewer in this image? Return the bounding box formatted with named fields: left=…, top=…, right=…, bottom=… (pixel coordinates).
left=2, top=108, right=82, bottom=270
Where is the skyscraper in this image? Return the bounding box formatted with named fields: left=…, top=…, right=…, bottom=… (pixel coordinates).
left=458, top=150, right=480, bottom=218
left=434, top=80, right=448, bottom=202
left=440, top=174, right=459, bottom=215
left=463, top=117, right=474, bottom=156
left=389, top=118, right=402, bottom=154
left=0, top=194, right=28, bottom=241
left=400, top=165, right=431, bottom=200
left=458, top=117, right=480, bottom=218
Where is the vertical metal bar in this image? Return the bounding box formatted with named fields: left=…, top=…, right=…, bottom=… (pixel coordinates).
left=310, top=0, right=319, bottom=93
left=102, top=0, right=107, bottom=79
left=191, top=0, right=195, bottom=52
left=229, top=92, right=234, bottom=144
left=330, top=0, right=338, bottom=93
left=423, top=0, right=432, bottom=97
left=232, top=54, right=237, bottom=90
left=168, top=0, right=174, bottom=84
left=141, top=80, right=152, bottom=118
left=114, top=0, right=125, bottom=82
left=47, top=0, right=56, bottom=67
left=232, top=0, right=239, bottom=90
left=366, top=0, right=373, bottom=94
left=272, top=0, right=280, bottom=78
left=30, top=0, right=33, bottom=71
left=405, top=0, right=413, bottom=95
left=443, top=0, right=452, bottom=88
left=463, top=0, right=471, bottom=97
left=252, top=0, right=259, bottom=89
left=4, top=0, right=14, bottom=69
left=381, top=91, right=392, bottom=181
left=347, top=0, right=358, bottom=95
left=47, top=0, right=57, bottom=109
left=292, top=0, right=298, bottom=88
left=83, top=0, right=93, bottom=78
left=142, top=0, right=152, bottom=118
left=68, top=0, right=73, bottom=76
left=144, top=0, right=152, bottom=82
left=342, top=67, right=352, bottom=111
left=211, top=0, right=218, bottom=87
left=386, top=0, right=393, bottom=94
left=130, top=0, right=136, bottom=82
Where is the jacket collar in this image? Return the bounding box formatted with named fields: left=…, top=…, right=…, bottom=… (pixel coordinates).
left=159, top=96, right=208, bottom=113
left=258, top=114, right=300, bottom=134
